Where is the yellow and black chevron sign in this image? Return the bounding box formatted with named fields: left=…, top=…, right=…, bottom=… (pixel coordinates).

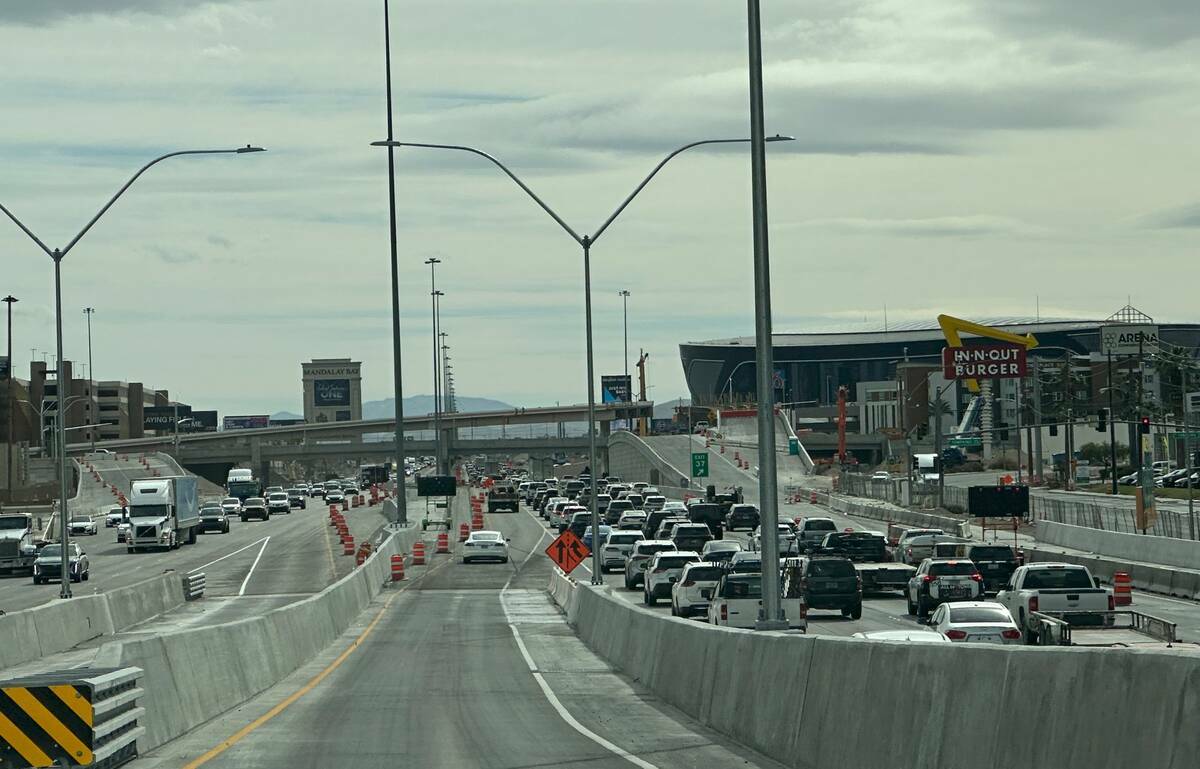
left=0, top=684, right=94, bottom=767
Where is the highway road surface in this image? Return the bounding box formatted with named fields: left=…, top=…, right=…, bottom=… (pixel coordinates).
left=0, top=457, right=391, bottom=614
left=133, top=497, right=787, bottom=769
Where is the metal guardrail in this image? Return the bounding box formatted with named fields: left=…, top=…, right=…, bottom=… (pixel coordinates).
left=181, top=572, right=205, bottom=601
left=1031, top=610, right=1178, bottom=646
left=0, top=666, right=145, bottom=768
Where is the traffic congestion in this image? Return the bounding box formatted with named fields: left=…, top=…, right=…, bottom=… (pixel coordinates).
left=463, top=465, right=1181, bottom=648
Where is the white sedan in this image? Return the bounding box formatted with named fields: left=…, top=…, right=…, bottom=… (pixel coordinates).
left=927, top=601, right=1021, bottom=644
left=68, top=516, right=98, bottom=536
left=462, top=531, right=510, bottom=564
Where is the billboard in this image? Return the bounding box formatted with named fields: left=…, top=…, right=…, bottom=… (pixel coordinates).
left=942, top=345, right=1027, bottom=380
left=223, top=415, right=270, bottom=431
left=601, top=374, right=632, bottom=404
left=144, top=405, right=190, bottom=432
left=1101, top=324, right=1159, bottom=356
left=187, top=410, right=218, bottom=432
left=313, top=378, right=351, bottom=406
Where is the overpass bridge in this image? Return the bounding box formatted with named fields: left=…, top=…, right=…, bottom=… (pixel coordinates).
left=69, top=401, right=650, bottom=485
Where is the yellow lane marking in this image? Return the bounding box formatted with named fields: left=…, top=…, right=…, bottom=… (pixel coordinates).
left=180, top=549, right=451, bottom=769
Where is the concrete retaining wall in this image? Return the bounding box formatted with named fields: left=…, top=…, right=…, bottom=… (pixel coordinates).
left=607, top=431, right=691, bottom=490
left=819, top=491, right=971, bottom=537
left=98, top=525, right=422, bottom=750
left=1037, top=520, right=1200, bottom=571
left=548, top=571, right=1200, bottom=769
left=0, top=571, right=183, bottom=672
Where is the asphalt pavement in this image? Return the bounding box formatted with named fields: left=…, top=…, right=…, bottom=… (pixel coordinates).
left=132, top=494, right=787, bottom=769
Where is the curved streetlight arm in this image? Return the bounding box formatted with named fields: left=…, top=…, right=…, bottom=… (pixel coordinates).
left=0, top=201, right=54, bottom=256
left=61, top=147, right=263, bottom=258
left=591, top=135, right=794, bottom=244
left=373, top=141, right=582, bottom=245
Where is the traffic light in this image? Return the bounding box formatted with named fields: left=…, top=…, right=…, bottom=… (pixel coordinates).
left=1140, top=416, right=1151, bottom=435
left=1049, top=424, right=1059, bottom=437
left=998, top=421, right=1009, bottom=442
left=1096, top=408, right=1107, bottom=432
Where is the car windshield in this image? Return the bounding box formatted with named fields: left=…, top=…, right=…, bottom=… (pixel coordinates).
left=638, top=544, right=675, bottom=555
left=948, top=606, right=1013, bottom=623
left=0, top=516, right=28, bottom=530
left=472, top=532, right=501, bottom=541
left=805, top=520, right=836, bottom=531
left=70, top=517, right=90, bottom=523
left=808, top=559, right=855, bottom=577
left=1021, top=568, right=1095, bottom=590
left=929, top=561, right=978, bottom=576
left=40, top=545, right=63, bottom=558
left=722, top=576, right=762, bottom=598
left=969, top=546, right=1016, bottom=561
left=222, top=499, right=238, bottom=504
left=707, top=542, right=740, bottom=552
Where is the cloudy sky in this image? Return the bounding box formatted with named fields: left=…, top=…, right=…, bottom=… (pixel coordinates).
left=1, top=0, right=1197, bottom=415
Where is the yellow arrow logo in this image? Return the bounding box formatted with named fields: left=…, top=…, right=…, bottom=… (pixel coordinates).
left=938, top=314, right=1039, bottom=392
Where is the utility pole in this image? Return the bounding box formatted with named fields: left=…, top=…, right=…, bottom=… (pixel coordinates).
left=619, top=290, right=630, bottom=379
left=1107, top=352, right=1118, bottom=495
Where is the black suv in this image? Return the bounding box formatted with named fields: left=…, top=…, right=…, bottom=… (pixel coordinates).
left=605, top=499, right=633, bottom=526
left=965, top=544, right=1018, bottom=595
left=783, top=556, right=862, bottom=619
left=725, top=504, right=760, bottom=532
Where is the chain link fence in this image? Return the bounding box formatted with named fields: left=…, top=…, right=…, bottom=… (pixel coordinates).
left=1031, top=495, right=1197, bottom=540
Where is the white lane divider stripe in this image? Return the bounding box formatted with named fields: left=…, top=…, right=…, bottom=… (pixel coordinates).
left=238, top=536, right=271, bottom=596
left=501, top=506, right=661, bottom=769
left=188, top=536, right=270, bottom=574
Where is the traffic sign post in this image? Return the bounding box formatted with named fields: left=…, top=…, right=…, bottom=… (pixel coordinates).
left=691, top=452, right=709, bottom=478
left=546, top=530, right=589, bottom=574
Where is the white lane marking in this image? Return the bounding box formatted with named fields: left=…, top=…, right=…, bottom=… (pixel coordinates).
left=237, top=536, right=272, bottom=596
left=188, top=536, right=270, bottom=574
left=501, top=506, right=660, bottom=769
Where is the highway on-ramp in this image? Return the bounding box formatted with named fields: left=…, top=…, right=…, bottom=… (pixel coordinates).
left=133, top=499, right=786, bottom=769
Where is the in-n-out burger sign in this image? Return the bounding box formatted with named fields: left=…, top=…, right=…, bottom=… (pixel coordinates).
left=942, top=345, right=1027, bottom=380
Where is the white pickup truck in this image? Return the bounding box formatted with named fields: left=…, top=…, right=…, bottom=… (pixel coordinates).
left=996, top=563, right=1113, bottom=645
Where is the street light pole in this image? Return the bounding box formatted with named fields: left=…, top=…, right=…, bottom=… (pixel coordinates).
left=380, top=0, right=409, bottom=524
left=83, top=307, right=95, bottom=452
left=425, top=257, right=442, bottom=475
left=3, top=295, right=15, bottom=493
left=619, top=290, right=631, bottom=379
left=372, top=134, right=795, bottom=584
left=0, top=145, right=263, bottom=598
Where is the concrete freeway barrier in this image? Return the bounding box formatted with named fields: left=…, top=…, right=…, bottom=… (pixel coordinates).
left=1037, top=520, right=1200, bottom=572
left=1023, top=545, right=1200, bottom=601
left=95, top=525, right=423, bottom=750
left=548, top=570, right=1199, bottom=768
left=0, top=571, right=184, bottom=671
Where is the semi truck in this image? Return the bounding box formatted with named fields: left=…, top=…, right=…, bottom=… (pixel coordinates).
left=127, top=476, right=200, bottom=552
left=0, top=512, right=39, bottom=575
left=226, top=468, right=262, bottom=503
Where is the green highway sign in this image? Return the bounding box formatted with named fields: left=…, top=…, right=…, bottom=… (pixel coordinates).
left=948, top=438, right=982, bottom=448
left=691, top=452, right=709, bottom=478
left=1178, top=432, right=1200, bottom=441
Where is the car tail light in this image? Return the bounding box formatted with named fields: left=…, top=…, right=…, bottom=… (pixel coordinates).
left=922, top=574, right=934, bottom=583
left=1108, top=594, right=1115, bottom=611
left=969, top=572, right=983, bottom=582
left=1002, top=629, right=1021, bottom=640
left=720, top=605, right=728, bottom=621
left=856, top=574, right=862, bottom=590
left=1028, top=596, right=1039, bottom=613
left=945, top=629, right=967, bottom=640
left=906, top=547, right=913, bottom=558
left=682, top=580, right=696, bottom=587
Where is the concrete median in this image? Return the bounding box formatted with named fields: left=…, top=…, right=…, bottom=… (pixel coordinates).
left=1023, top=544, right=1200, bottom=600
left=0, top=570, right=183, bottom=672
left=548, top=570, right=1200, bottom=768
left=98, top=525, right=423, bottom=750
left=1037, top=520, right=1200, bottom=571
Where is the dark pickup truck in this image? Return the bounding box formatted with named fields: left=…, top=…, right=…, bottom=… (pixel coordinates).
left=687, top=502, right=725, bottom=539
left=818, top=531, right=914, bottom=593
left=487, top=484, right=519, bottom=513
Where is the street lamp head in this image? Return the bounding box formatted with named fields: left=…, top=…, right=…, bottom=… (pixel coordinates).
left=424, top=257, right=441, bottom=266
left=2, top=295, right=16, bottom=304
left=235, top=145, right=267, bottom=154
left=765, top=135, right=796, bottom=143
left=370, top=140, right=403, bottom=148
left=619, top=289, right=631, bottom=298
